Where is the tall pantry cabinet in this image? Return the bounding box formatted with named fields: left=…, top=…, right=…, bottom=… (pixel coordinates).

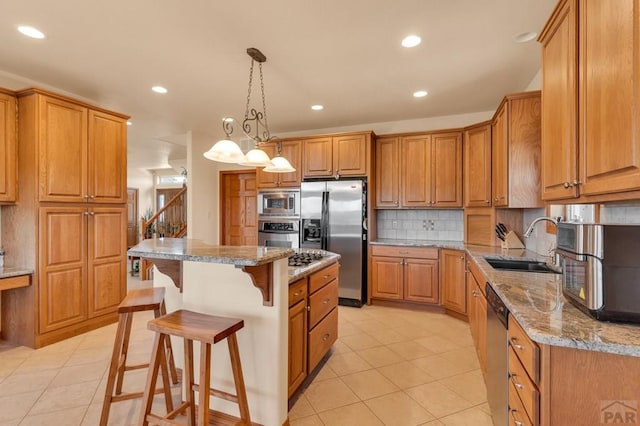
left=1, top=88, right=128, bottom=348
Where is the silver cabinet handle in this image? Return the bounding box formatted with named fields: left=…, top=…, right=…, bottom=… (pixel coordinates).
left=510, top=337, right=524, bottom=350
left=510, top=409, right=524, bottom=426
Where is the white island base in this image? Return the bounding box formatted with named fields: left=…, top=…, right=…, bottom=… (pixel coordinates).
left=153, top=258, right=289, bottom=426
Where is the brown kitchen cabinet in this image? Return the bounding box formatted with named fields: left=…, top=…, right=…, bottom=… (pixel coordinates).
left=288, top=262, right=339, bottom=398
left=0, top=90, right=17, bottom=204
left=38, top=206, right=126, bottom=334
left=30, top=91, right=127, bottom=204
left=256, top=140, right=302, bottom=188
left=0, top=88, right=129, bottom=348
left=370, top=245, right=439, bottom=304
left=464, top=122, right=492, bottom=207
left=302, top=132, right=371, bottom=179
left=288, top=278, right=307, bottom=397
left=441, top=249, right=466, bottom=315
left=467, top=257, right=487, bottom=375
left=491, top=92, right=543, bottom=208
left=464, top=207, right=523, bottom=247
left=540, top=0, right=640, bottom=202
left=376, top=131, right=462, bottom=208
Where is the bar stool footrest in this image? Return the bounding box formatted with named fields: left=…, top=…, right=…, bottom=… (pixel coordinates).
left=192, top=383, right=239, bottom=404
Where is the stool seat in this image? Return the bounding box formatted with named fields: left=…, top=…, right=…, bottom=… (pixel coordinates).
left=148, top=309, right=244, bottom=344
left=118, top=287, right=166, bottom=313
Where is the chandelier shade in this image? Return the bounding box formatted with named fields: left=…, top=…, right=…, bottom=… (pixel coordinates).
left=238, top=147, right=272, bottom=167
left=203, top=139, right=246, bottom=163
left=263, top=155, right=295, bottom=173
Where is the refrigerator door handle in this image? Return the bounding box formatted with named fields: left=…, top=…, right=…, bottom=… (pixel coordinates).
left=321, top=190, right=329, bottom=250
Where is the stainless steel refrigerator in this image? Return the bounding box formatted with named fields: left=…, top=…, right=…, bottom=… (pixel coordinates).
left=300, top=179, right=367, bottom=307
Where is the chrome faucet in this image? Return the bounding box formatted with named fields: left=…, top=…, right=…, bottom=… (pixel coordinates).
left=524, top=216, right=560, bottom=238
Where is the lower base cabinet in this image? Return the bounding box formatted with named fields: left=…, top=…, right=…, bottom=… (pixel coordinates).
left=467, top=258, right=487, bottom=375
left=370, top=246, right=439, bottom=304
left=288, top=262, right=339, bottom=397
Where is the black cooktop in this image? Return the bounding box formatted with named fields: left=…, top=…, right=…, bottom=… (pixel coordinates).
left=288, top=252, right=325, bottom=267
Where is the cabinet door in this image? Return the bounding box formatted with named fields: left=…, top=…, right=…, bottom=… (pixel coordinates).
left=579, top=0, right=640, bottom=196
left=371, top=256, right=403, bottom=300
left=88, top=110, right=127, bottom=203
left=303, top=137, right=333, bottom=177
left=256, top=144, right=278, bottom=188
left=333, top=134, right=367, bottom=176
left=0, top=92, right=16, bottom=203
left=401, top=135, right=432, bottom=207
left=441, top=249, right=466, bottom=314
left=464, top=123, right=492, bottom=207
left=404, top=258, right=439, bottom=304
left=375, top=137, right=400, bottom=208
left=38, top=95, right=88, bottom=203
left=476, top=282, right=487, bottom=375
left=540, top=0, right=579, bottom=200
left=39, top=207, right=87, bottom=333
left=288, top=299, right=307, bottom=397
left=467, top=267, right=478, bottom=346
left=278, top=140, right=302, bottom=187
left=88, top=207, right=126, bottom=318
left=432, top=132, right=463, bottom=207
left=492, top=105, right=508, bottom=207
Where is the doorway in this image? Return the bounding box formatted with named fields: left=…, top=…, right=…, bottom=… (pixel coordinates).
left=126, top=188, right=139, bottom=248
left=220, top=171, right=257, bottom=245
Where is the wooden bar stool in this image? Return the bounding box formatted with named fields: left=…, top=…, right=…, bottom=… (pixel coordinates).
left=100, top=287, right=179, bottom=426
left=139, top=309, right=251, bottom=426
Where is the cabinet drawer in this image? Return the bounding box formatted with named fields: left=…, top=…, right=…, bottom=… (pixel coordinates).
left=308, top=307, right=338, bottom=372
left=0, top=274, right=30, bottom=291
left=289, top=278, right=307, bottom=307
left=370, top=245, right=438, bottom=259
left=509, top=380, right=534, bottom=426
left=309, top=262, right=339, bottom=294
left=508, top=314, right=540, bottom=384
left=509, top=346, right=539, bottom=424
left=309, top=279, right=338, bottom=328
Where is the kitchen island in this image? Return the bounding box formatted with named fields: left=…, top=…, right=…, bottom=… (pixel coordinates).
left=128, top=238, right=294, bottom=426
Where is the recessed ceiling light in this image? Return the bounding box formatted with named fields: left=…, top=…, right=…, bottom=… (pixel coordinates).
left=17, top=25, right=45, bottom=39
left=401, top=35, right=421, bottom=48
left=311, top=105, right=324, bottom=111
left=413, top=90, right=428, bottom=98
left=151, top=86, right=168, bottom=94
left=126, top=121, right=132, bottom=126
left=514, top=31, right=537, bottom=43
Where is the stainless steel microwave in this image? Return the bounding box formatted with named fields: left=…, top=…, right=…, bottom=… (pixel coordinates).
left=556, top=223, right=640, bottom=323
left=257, top=189, right=300, bottom=217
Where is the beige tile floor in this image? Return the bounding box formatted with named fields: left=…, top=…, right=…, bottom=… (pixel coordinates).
left=0, top=276, right=492, bottom=426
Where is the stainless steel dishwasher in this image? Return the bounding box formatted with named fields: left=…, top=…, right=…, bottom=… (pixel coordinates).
left=485, top=282, right=509, bottom=426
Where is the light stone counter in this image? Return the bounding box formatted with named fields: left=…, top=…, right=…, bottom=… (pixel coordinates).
left=0, top=267, right=33, bottom=279
left=371, top=239, right=640, bottom=357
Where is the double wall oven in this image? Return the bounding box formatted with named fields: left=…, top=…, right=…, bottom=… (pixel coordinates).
left=257, top=189, right=300, bottom=248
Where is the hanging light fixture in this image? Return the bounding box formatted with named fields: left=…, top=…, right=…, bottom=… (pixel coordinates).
left=203, top=48, right=295, bottom=173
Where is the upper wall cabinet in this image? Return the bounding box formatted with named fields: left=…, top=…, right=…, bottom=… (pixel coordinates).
left=19, top=90, right=128, bottom=204
left=302, top=132, right=371, bottom=179
left=375, top=131, right=462, bottom=208
left=492, top=91, right=543, bottom=208
left=256, top=140, right=302, bottom=188
left=540, top=0, right=640, bottom=201
left=464, top=122, right=492, bottom=207
left=0, top=90, right=17, bottom=204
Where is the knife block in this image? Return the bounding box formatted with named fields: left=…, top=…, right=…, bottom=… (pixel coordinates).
left=500, top=231, right=525, bottom=250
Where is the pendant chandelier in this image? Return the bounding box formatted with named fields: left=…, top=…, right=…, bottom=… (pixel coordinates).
left=203, top=48, right=295, bottom=173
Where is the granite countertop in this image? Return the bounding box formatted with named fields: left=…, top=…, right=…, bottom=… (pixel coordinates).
left=127, top=238, right=294, bottom=266
left=371, top=239, right=640, bottom=357
left=288, top=250, right=341, bottom=283
left=0, top=266, right=34, bottom=279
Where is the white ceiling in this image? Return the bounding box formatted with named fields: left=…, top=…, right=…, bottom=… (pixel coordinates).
left=0, top=0, right=557, bottom=170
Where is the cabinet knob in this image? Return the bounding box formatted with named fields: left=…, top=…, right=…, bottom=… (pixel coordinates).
left=510, top=337, right=524, bottom=350
left=572, top=179, right=582, bottom=186
left=323, top=298, right=330, bottom=304
left=307, top=306, right=311, bottom=311
left=89, top=195, right=95, bottom=199
left=563, top=182, right=570, bottom=188
left=394, top=201, right=399, bottom=205
left=84, top=195, right=89, bottom=199
left=485, top=200, right=490, bottom=204
left=322, top=333, right=331, bottom=341
left=293, top=291, right=302, bottom=296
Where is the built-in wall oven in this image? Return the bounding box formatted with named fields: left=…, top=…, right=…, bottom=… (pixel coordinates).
left=258, top=219, right=300, bottom=248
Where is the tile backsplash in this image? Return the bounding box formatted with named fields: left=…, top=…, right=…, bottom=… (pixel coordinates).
left=376, top=209, right=464, bottom=241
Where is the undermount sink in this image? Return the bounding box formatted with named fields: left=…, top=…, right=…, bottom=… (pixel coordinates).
left=484, top=257, right=561, bottom=274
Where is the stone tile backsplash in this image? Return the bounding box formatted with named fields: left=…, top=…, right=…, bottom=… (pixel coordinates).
left=376, top=209, right=464, bottom=241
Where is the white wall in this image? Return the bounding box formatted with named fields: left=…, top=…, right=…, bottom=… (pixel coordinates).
left=525, top=69, right=542, bottom=91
